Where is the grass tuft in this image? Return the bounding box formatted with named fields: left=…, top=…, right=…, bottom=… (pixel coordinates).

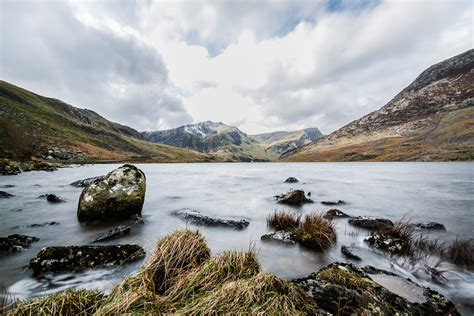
left=441, top=238, right=473, bottom=268
left=295, top=212, right=336, bottom=250
left=267, top=210, right=301, bottom=231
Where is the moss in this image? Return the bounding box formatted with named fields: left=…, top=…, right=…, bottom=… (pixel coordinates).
left=318, top=265, right=376, bottom=293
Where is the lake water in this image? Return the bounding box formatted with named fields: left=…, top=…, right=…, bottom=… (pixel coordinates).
left=1, top=162, right=473, bottom=313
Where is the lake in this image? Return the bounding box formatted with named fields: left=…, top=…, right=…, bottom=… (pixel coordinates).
left=1, top=162, right=473, bottom=313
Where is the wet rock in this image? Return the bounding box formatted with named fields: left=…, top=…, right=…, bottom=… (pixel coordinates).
left=365, top=233, right=408, bottom=255
left=275, top=190, right=313, bottom=205
left=324, top=209, right=350, bottom=219
left=38, top=194, right=66, bottom=203
left=130, top=214, right=145, bottom=224
left=284, top=177, right=299, bottom=183
left=415, top=222, right=446, bottom=230
left=261, top=230, right=297, bottom=244
left=293, top=262, right=459, bottom=315
left=23, top=161, right=58, bottom=172
left=0, top=184, right=15, bottom=188
left=93, top=225, right=131, bottom=243
left=28, top=222, right=60, bottom=228
left=348, top=216, right=393, bottom=229
left=0, top=159, right=21, bottom=175
left=29, top=244, right=145, bottom=275
left=9, top=208, right=23, bottom=212
left=341, top=245, right=361, bottom=261
left=0, top=191, right=14, bottom=198
left=77, top=164, right=146, bottom=222
left=321, top=200, right=345, bottom=205
left=70, top=176, right=105, bottom=188
left=0, top=234, right=39, bottom=253
left=174, top=209, right=249, bottom=229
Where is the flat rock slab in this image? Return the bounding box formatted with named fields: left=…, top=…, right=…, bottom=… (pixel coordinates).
left=348, top=216, right=393, bottom=229
left=30, top=244, right=145, bottom=275
left=174, top=209, right=249, bottom=229
left=261, top=230, right=297, bottom=244
left=321, top=200, right=345, bottom=205
left=275, top=190, right=313, bottom=205
left=0, top=234, right=39, bottom=253
left=93, top=225, right=131, bottom=243
left=70, top=176, right=105, bottom=188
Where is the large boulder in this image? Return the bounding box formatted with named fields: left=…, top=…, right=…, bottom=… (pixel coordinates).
left=77, top=164, right=146, bottom=222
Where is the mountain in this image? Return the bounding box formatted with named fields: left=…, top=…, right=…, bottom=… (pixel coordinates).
left=252, top=128, right=323, bottom=156
left=0, top=81, right=213, bottom=163
left=284, top=49, right=474, bottom=161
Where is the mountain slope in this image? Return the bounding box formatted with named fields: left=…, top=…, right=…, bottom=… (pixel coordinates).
left=253, top=128, right=323, bottom=156
left=284, top=49, right=474, bottom=161
left=0, top=81, right=213, bottom=162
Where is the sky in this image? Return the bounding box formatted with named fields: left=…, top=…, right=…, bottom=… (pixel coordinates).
left=0, top=0, right=472, bottom=135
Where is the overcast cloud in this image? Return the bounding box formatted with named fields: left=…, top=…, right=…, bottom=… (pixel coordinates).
left=0, top=0, right=472, bottom=134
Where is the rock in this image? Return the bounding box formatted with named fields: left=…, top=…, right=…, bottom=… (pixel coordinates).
left=321, top=200, right=345, bottom=205
left=28, top=222, right=60, bottom=228
left=29, top=244, right=145, bottom=275
left=38, top=194, right=65, bottom=203
left=93, top=226, right=131, bottom=243
left=275, top=190, right=313, bottom=205
left=0, top=184, right=15, bottom=188
left=293, top=262, right=459, bottom=315
left=0, top=159, right=21, bottom=175
left=284, top=177, right=299, bottom=183
left=261, top=230, right=297, bottom=244
left=341, top=245, right=362, bottom=261
left=130, top=214, right=145, bottom=224
left=0, top=191, right=14, bottom=198
left=0, top=234, right=39, bottom=253
left=324, top=209, right=350, bottom=219
left=174, top=209, right=249, bottom=229
left=9, top=208, right=23, bottom=212
left=415, top=222, right=446, bottom=230
left=348, top=216, right=394, bottom=229
left=365, top=233, right=408, bottom=255
left=77, top=164, right=146, bottom=222
left=70, top=176, right=105, bottom=188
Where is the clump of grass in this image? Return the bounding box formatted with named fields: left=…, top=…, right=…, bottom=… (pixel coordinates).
left=267, top=210, right=301, bottom=231
left=295, top=212, right=336, bottom=250
left=8, top=289, right=104, bottom=316
left=175, top=272, right=317, bottom=314
left=318, top=265, right=376, bottom=293
left=441, top=238, right=473, bottom=268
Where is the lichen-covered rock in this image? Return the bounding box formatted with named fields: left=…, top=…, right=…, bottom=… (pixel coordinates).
left=174, top=209, right=249, bottom=229
left=365, top=233, right=409, bottom=255
left=415, top=222, right=446, bottom=230
left=92, top=225, right=131, bottom=243
left=324, top=209, right=350, bottom=219
left=284, top=177, right=299, bottom=183
left=275, top=190, right=313, bottom=205
left=70, top=176, right=105, bottom=187
left=293, top=262, right=459, bottom=315
left=30, top=244, right=145, bottom=275
left=0, top=191, right=14, bottom=198
left=261, top=230, right=297, bottom=244
left=321, top=200, right=345, bottom=205
left=341, top=245, right=361, bottom=261
left=0, top=159, right=21, bottom=175
left=348, top=216, right=393, bottom=229
left=0, top=234, right=39, bottom=254
left=77, top=164, right=146, bottom=222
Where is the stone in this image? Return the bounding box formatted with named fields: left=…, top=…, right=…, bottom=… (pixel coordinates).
left=0, top=234, right=39, bottom=254
left=365, top=233, right=408, bottom=255
left=341, top=245, right=362, bottom=261
left=29, top=244, right=145, bottom=275
left=77, top=164, right=146, bottom=222
left=275, top=190, right=313, bottom=205
left=93, top=226, right=131, bottom=243
left=70, top=176, right=105, bottom=188
left=0, top=191, right=14, bottom=198
left=28, top=222, right=60, bottom=228
left=324, top=209, right=350, bottom=219
left=348, top=216, right=394, bottom=229
left=415, top=222, right=446, bottom=230
left=38, top=194, right=65, bottom=203
left=0, top=159, right=21, bottom=175
left=174, top=209, right=249, bottom=229
left=284, top=177, right=299, bottom=183
left=321, top=200, right=345, bottom=205
left=261, top=230, right=297, bottom=244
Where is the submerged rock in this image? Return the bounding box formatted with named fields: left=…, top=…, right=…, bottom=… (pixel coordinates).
left=415, top=222, right=446, bottom=230
left=70, top=176, right=105, bottom=188
left=321, top=200, right=345, bottom=205
left=284, top=177, right=299, bottom=183
left=130, top=214, right=145, bottom=224
left=174, top=209, right=249, bottom=229
left=93, top=225, right=131, bottom=243
left=30, top=244, right=145, bottom=275
left=261, top=230, right=297, bottom=244
left=348, top=216, right=393, bottom=229
left=0, top=234, right=39, bottom=253
left=275, top=190, right=313, bottom=205
left=47, top=194, right=65, bottom=203
left=29, top=222, right=60, bottom=228
left=365, top=233, right=409, bottom=255
left=324, top=209, right=350, bottom=219
left=293, top=262, right=459, bottom=315
left=0, top=191, right=14, bottom=198
left=341, top=245, right=362, bottom=261
left=77, top=164, right=146, bottom=222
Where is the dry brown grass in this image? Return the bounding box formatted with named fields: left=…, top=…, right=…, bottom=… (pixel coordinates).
left=295, top=212, right=336, bottom=250
left=267, top=210, right=301, bottom=231
left=441, top=238, right=473, bottom=268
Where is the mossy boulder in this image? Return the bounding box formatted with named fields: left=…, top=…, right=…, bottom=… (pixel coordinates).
left=77, top=164, right=146, bottom=222
left=0, top=159, right=21, bottom=175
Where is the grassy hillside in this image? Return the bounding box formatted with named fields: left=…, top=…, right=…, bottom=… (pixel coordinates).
left=0, top=81, right=213, bottom=163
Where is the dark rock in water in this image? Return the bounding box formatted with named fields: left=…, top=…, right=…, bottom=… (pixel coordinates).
left=284, top=177, right=299, bottom=183
left=261, top=230, right=297, bottom=244
left=0, top=234, right=40, bottom=253
left=77, top=164, right=146, bottom=222
left=360, top=265, right=398, bottom=276
left=365, top=233, right=408, bottom=255
left=38, top=194, right=65, bottom=203
left=29, top=244, right=145, bottom=275
left=93, top=225, right=131, bottom=243
left=275, top=190, right=313, bottom=205
left=130, top=214, right=145, bottom=224
left=321, top=200, right=345, bottom=205
left=70, top=176, right=105, bottom=187
left=0, top=184, right=15, bottom=188
left=348, top=216, right=393, bottom=229
left=28, top=222, right=60, bottom=228
left=0, top=191, right=14, bottom=198
left=307, top=191, right=311, bottom=197
left=324, top=209, right=350, bottom=219
left=293, top=262, right=459, bottom=315
left=341, top=245, right=361, bottom=261
left=415, top=222, right=446, bottom=230
left=174, top=209, right=249, bottom=229
left=9, top=208, right=23, bottom=212
left=0, top=159, right=21, bottom=175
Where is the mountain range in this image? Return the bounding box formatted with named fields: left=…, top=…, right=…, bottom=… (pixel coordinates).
left=0, top=49, right=472, bottom=163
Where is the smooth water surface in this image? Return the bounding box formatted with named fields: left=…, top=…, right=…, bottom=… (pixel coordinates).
left=0, top=163, right=473, bottom=312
